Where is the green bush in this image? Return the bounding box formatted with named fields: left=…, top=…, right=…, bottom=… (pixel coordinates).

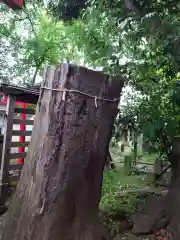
left=100, top=167, right=153, bottom=217
left=100, top=168, right=158, bottom=237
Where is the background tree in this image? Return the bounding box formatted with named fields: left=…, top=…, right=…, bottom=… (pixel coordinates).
left=45, top=0, right=180, bottom=236
left=0, top=3, right=84, bottom=86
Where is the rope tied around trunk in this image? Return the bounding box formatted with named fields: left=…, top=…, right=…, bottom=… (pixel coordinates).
left=41, top=86, right=120, bottom=108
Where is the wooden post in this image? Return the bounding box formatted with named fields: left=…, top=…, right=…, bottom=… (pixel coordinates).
left=0, top=135, right=4, bottom=167
left=0, top=96, right=16, bottom=205
left=124, top=155, right=132, bottom=175
left=121, top=143, right=125, bottom=152
left=154, top=158, right=163, bottom=181
left=133, top=130, right=138, bottom=165
left=18, top=102, right=27, bottom=165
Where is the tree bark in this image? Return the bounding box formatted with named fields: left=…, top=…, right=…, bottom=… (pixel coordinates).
left=132, top=137, right=180, bottom=240
left=0, top=64, right=124, bottom=240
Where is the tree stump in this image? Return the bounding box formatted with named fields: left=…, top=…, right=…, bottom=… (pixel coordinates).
left=0, top=64, right=124, bottom=240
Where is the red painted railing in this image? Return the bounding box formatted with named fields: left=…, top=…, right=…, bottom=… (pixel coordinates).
left=0, top=95, right=31, bottom=165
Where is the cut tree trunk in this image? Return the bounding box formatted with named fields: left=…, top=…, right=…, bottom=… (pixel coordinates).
left=0, top=64, right=124, bottom=240
left=132, top=137, right=180, bottom=240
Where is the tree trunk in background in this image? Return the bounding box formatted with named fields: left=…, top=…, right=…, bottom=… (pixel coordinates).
left=0, top=64, right=124, bottom=240
left=107, top=151, right=115, bottom=169
left=104, top=151, right=115, bottom=172
left=133, top=131, right=138, bottom=165
left=132, top=137, right=180, bottom=240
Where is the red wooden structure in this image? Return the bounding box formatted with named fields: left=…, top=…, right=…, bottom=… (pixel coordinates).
left=0, top=0, right=26, bottom=165
left=0, top=0, right=27, bottom=166
left=18, top=102, right=27, bottom=164
left=0, top=0, right=24, bottom=9
left=0, top=96, right=29, bottom=164
left=0, top=84, right=39, bottom=205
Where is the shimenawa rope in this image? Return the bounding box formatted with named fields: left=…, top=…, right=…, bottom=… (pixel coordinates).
left=41, top=86, right=120, bottom=108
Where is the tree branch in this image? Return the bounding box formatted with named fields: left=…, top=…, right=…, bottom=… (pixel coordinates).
left=13, top=17, right=28, bottom=22
left=31, top=46, right=52, bottom=85
left=22, top=8, right=37, bottom=36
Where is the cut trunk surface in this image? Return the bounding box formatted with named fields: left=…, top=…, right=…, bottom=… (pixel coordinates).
left=0, top=64, right=124, bottom=240
left=132, top=138, right=180, bottom=240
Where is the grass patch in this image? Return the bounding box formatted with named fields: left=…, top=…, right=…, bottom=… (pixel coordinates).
left=101, top=145, right=165, bottom=237
left=110, top=146, right=124, bottom=164
left=99, top=167, right=156, bottom=237
left=100, top=167, right=151, bottom=216
left=110, top=145, right=158, bottom=165
left=140, top=152, right=158, bottom=163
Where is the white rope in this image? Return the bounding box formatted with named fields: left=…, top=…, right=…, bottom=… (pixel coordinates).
left=95, top=97, right=98, bottom=108
left=41, top=87, right=120, bottom=105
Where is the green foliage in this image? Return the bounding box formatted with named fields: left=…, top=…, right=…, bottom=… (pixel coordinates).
left=1, top=0, right=180, bottom=155
left=100, top=166, right=162, bottom=236
left=121, top=76, right=180, bottom=154
left=100, top=167, right=149, bottom=215
left=0, top=4, right=37, bottom=85
left=22, top=10, right=70, bottom=84
left=0, top=3, right=87, bottom=85
left=66, top=0, right=180, bottom=154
